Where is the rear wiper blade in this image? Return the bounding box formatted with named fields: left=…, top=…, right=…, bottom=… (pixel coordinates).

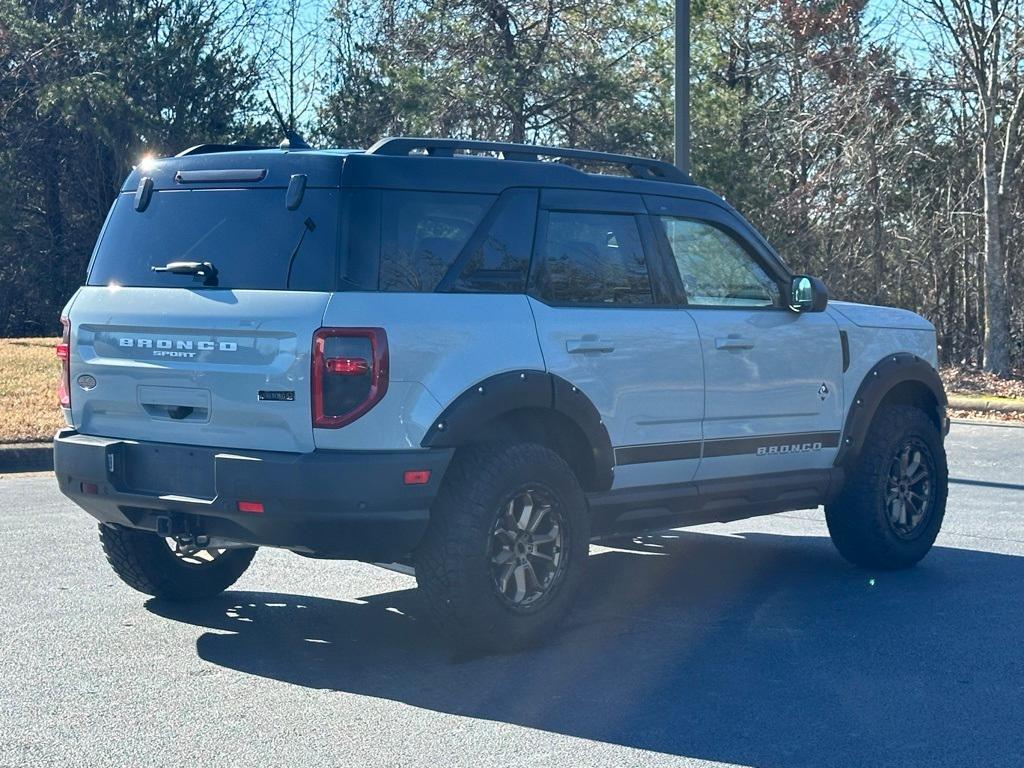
left=151, top=261, right=218, bottom=286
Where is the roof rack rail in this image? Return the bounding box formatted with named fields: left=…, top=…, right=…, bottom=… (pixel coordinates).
left=365, top=137, right=690, bottom=184
left=175, top=144, right=269, bottom=157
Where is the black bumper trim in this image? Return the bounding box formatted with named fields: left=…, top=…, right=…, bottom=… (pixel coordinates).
left=54, top=430, right=453, bottom=561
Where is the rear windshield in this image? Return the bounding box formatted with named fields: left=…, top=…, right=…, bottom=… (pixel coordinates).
left=88, top=188, right=339, bottom=290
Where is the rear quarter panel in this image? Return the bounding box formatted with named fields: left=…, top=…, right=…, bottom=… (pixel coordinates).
left=316, top=293, right=545, bottom=450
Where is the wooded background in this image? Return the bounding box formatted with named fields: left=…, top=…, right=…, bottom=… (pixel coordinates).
left=2, top=0, right=1022, bottom=375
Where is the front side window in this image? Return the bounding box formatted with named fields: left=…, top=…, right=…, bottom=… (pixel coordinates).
left=532, top=211, right=653, bottom=306
left=658, top=217, right=780, bottom=308
left=379, top=191, right=494, bottom=292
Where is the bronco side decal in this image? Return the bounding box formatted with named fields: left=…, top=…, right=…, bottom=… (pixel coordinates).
left=616, top=431, right=841, bottom=465
left=703, top=431, right=840, bottom=458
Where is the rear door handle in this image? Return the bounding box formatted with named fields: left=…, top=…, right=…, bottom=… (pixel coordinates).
left=567, top=339, right=615, bottom=354
left=715, top=336, right=755, bottom=350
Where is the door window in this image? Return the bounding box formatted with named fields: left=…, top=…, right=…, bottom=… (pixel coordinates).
left=532, top=211, right=653, bottom=305
left=657, top=217, right=780, bottom=307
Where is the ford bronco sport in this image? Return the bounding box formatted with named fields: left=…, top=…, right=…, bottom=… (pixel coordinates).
left=55, top=137, right=949, bottom=652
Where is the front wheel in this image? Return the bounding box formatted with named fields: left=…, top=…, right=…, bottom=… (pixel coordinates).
left=415, top=443, right=590, bottom=652
left=826, top=405, right=948, bottom=569
left=99, top=524, right=256, bottom=600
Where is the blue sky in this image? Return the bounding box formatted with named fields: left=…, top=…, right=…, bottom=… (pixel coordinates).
left=865, top=0, right=938, bottom=67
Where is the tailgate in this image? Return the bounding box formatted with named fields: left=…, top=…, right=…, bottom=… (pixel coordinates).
left=69, top=287, right=329, bottom=453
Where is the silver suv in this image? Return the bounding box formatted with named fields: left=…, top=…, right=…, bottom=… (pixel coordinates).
left=55, top=138, right=949, bottom=651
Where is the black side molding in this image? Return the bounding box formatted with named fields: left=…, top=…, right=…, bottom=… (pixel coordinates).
left=615, top=441, right=701, bottom=465
left=834, top=353, right=947, bottom=468
left=421, top=371, right=615, bottom=491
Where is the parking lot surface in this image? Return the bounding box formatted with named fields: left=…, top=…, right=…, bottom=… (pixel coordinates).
left=2, top=421, right=1022, bottom=768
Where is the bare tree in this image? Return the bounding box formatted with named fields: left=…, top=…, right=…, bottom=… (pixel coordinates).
left=913, top=0, right=1024, bottom=375
left=263, top=0, right=331, bottom=131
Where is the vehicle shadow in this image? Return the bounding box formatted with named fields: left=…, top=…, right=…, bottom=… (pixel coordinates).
left=146, top=531, right=1024, bottom=767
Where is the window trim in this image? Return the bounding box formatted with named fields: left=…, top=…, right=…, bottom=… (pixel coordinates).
left=527, top=208, right=673, bottom=310
left=648, top=207, right=791, bottom=312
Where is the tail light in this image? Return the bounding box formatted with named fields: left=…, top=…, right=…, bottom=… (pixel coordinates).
left=56, top=316, right=71, bottom=408
left=311, top=328, right=388, bottom=428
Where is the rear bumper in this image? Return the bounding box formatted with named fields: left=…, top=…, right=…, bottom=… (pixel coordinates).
left=54, top=430, right=453, bottom=561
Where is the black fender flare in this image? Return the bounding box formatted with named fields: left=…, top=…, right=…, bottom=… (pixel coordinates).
left=834, top=353, right=948, bottom=468
left=420, top=370, right=615, bottom=491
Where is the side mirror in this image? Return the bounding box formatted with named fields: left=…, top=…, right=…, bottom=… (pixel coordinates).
left=790, top=275, right=829, bottom=313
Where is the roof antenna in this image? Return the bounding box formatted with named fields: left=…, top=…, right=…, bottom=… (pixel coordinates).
left=266, top=90, right=310, bottom=150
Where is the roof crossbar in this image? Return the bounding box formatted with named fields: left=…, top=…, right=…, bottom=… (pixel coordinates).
left=365, top=137, right=690, bottom=184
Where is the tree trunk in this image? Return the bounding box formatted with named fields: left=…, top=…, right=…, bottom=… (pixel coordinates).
left=943, top=261, right=956, bottom=364
left=509, top=109, right=526, bottom=143
left=42, top=139, right=66, bottom=311
left=868, top=123, right=885, bottom=304
left=981, top=145, right=1011, bottom=375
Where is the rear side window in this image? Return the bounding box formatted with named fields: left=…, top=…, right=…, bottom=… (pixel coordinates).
left=441, top=188, right=537, bottom=294
left=87, top=188, right=339, bottom=290
left=379, top=191, right=494, bottom=292
left=531, top=211, right=653, bottom=306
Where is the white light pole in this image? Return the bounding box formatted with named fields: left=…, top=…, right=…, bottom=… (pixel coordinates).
left=675, top=0, right=690, bottom=176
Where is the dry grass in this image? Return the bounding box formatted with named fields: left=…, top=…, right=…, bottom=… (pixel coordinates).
left=941, top=365, right=1024, bottom=400
left=0, top=337, right=64, bottom=443
left=941, top=365, right=1024, bottom=423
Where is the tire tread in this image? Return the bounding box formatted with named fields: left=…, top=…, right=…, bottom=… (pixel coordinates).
left=415, top=442, right=588, bottom=651
left=99, top=524, right=256, bottom=600
left=826, top=405, right=948, bottom=569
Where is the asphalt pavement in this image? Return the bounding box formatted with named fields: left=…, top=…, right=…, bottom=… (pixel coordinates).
left=2, top=421, right=1022, bottom=768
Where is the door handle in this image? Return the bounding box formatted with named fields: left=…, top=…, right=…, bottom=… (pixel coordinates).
left=715, top=336, right=755, bottom=350
left=567, top=339, right=615, bottom=354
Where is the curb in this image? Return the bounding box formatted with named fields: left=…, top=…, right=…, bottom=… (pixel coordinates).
left=950, top=417, right=1024, bottom=429
left=0, top=442, right=54, bottom=474
left=948, top=395, right=1024, bottom=414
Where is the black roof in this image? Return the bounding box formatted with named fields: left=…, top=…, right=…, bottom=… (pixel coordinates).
left=118, top=137, right=786, bottom=269
left=123, top=137, right=727, bottom=206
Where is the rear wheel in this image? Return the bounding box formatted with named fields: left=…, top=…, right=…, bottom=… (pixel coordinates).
left=415, top=443, right=590, bottom=652
left=826, top=405, right=948, bottom=569
left=98, top=524, right=256, bottom=600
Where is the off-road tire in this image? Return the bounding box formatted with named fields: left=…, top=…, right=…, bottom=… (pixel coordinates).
left=98, top=524, right=256, bottom=600
left=826, top=405, right=948, bottom=569
left=415, top=442, right=590, bottom=652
